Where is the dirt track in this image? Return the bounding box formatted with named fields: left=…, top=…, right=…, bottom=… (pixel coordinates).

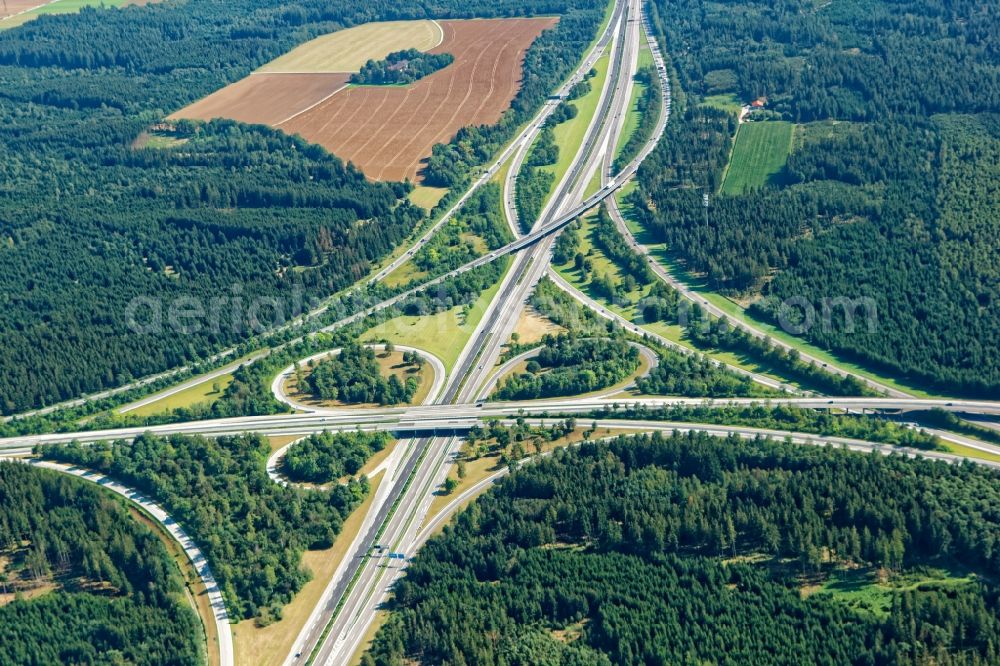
left=0, top=0, right=48, bottom=19
left=278, top=17, right=557, bottom=182
left=170, top=73, right=350, bottom=127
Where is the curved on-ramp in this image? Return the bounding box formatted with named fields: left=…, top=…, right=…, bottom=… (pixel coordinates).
left=1, top=457, right=234, bottom=666
left=476, top=338, right=659, bottom=401
left=270, top=344, right=446, bottom=415
left=266, top=343, right=446, bottom=489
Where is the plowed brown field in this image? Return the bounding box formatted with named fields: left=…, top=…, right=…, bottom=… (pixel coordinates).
left=278, top=17, right=557, bottom=182
left=1, top=0, right=48, bottom=19
left=170, top=73, right=350, bottom=127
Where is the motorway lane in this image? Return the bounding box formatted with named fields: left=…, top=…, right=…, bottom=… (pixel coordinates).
left=0, top=1, right=616, bottom=427
left=409, top=413, right=1000, bottom=548
left=441, top=0, right=631, bottom=406
left=309, top=435, right=460, bottom=665
left=285, top=344, right=461, bottom=661
left=914, top=427, right=1000, bottom=458
left=369, top=0, right=626, bottom=285
left=3, top=0, right=662, bottom=428
left=604, top=11, right=910, bottom=399
left=309, top=0, right=658, bottom=348
left=22, top=415, right=998, bottom=471
left=305, top=7, right=638, bottom=661
left=12, top=1, right=1000, bottom=661
left=286, top=436, right=431, bottom=664
left=2, top=347, right=256, bottom=423
left=9, top=396, right=1000, bottom=450
left=453, top=0, right=638, bottom=405
left=540, top=5, right=802, bottom=394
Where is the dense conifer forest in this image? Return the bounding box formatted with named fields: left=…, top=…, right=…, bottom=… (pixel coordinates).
left=0, top=462, right=202, bottom=665
left=0, top=0, right=604, bottom=415
left=633, top=0, right=1000, bottom=396
left=364, top=433, right=1000, bottom=665
left=43, top=433, right=369, bottom=622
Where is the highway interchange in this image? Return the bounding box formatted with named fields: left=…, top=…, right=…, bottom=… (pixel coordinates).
left=4, top=0, right=1000, bottom=664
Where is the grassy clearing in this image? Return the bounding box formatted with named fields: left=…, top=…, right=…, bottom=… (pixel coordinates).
left=233, top=470, right=385, bottom=666
left=584, top=166, right=602, bottom=198
left=720, top=121, right=794, bottom=194
left=806, top=566, right=975, bottom=620
left=615, top=189, right=941, bottom=397
left=638, top=34, right=653, bottom=70
left=700, top=93, right=743, bottom=115
left=554, top=210, right=633, bottom=313
left=258, top=20, right=441, bottom=73
left=356, top=439, right=401, bottom=478
left=1, top=0, right=130, bottom=29
left=612, top=75, right=648, bottom=164
left=362, top=259, right=511, bottom=372
left=538, top=52, right=610, bottom=207
left=511, top=306, right=565, bottom=344
left=126, top=374, right=233, bottom=417
left=792, top=119, right=859, bottom=151
left=407, top=186, right=449, bottom=211
left=267, top=435, right=304, bottom=453
left=381, top=260, right=425, bottom=289
left=940, top=441, right=1000, bottom=464
left=132, top=130, right=189, bottom=150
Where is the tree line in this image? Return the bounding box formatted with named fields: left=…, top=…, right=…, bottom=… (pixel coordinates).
left=411, top=183, right=512, bottom=279
left=528, top=277, right=773, bottom=398
left=581, top=402, right=942, bottom=450
left=0, top=0, right=605, bottom=415
left=612, top=64, right=662, bottom=171
left=515, top=98, right=580, bottom=231
left=422, top=4, right=606, bottom=187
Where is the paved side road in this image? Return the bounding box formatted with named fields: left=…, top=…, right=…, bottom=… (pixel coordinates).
left=1, top=457, right=234, bottom=666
